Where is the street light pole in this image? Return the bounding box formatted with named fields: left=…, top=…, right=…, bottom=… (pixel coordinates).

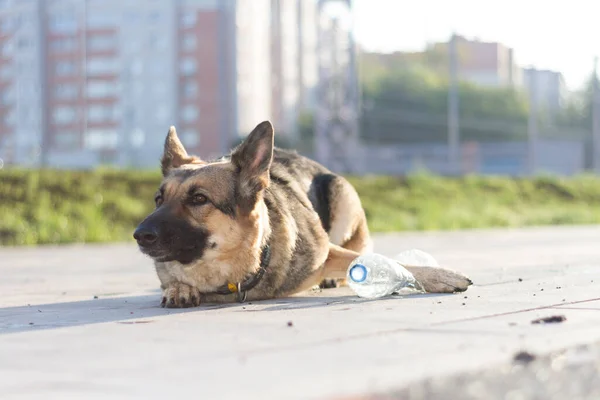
left=447, top=33, right=460, bottom=175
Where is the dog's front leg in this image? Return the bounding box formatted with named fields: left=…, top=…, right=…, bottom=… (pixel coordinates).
left=402, top=266, right=472, bottom=293
left=155, top=263, right=201, bottom=308
left=161, top=282, right=201, bottom=308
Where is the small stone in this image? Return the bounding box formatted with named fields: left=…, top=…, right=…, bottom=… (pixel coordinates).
left=28, top=322, right=34, bottom=325
left=462, top=303, right=466, bottom=306
left=93, top=295, right=98, bottom=299
left=287, top=321, right=293, bottom=327
left=531, top=315, right=566, bottom=324
left=514, top=351, right=536, bottom=364
left=518, top=278, right=523, bottom=282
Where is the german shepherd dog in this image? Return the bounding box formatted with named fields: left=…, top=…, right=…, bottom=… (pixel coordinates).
left=134, top=121, right=472, bottom=308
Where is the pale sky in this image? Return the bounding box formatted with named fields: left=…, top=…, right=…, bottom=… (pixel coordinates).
left=353, top=0, right=597, bottom=90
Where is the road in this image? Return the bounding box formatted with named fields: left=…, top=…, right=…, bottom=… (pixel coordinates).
left=2, top=226, right=600, bottom=399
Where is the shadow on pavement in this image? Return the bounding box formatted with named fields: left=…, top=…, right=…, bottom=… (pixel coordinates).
left=0, top=294, right=233, bottom=335
left=0, top=291, right=455, bottom=335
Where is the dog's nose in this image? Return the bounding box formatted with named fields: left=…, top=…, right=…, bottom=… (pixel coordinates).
left=133, top=227, right=158, bottom=247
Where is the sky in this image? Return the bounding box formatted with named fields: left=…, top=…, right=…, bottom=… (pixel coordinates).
left=352, top=0, right=598, bottom=90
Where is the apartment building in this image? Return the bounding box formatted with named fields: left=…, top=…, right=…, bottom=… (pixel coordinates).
left=0, top=0, right=318, bottom=169
left=0, top=0, right=44, bottom=166
left=522, top=67, right=567, bottom=114
left=429, top=35, right=522, bottom=88
left=456, top=35, right=522, bottom=87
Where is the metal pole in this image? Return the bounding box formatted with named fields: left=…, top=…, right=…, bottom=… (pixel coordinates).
left=593, top=57, right=600, bottom=173
left=527, top=68, right=538, bottom=176
left=38, top=0, right=49, bottom=167
left=447, top=33, right=460, bottom=175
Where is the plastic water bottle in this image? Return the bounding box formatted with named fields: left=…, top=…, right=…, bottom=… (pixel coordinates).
left=394, top=248, right=440, bottom=268
left=346, top=252, right=425, bottom=299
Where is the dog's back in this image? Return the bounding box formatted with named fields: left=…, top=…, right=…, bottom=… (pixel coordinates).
left=268, top=148, right=371, bottom=253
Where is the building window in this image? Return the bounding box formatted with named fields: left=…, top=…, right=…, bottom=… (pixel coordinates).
left=0, top=41, right=13, bottom=56
left=125, top=11, right=139, bottom=24
left=182, top=34, right=196, bottom=51
left=87, top=12, right=117, bottom=29
left=182, top=81, right=197, bottom=98
left=156, top=104, right=169, bottom=123
left=52, top=106, right=77, bottom=125
left=50, top=38, right=77, bottom=53
left=149, top=11, right=161, bottom=23
left=149, top=33, right=167, bottom=50
left=84, top=129, right=118, bottom=150
left=54, top=131, right=79, bottom=149
left=55, top=61, right=77, bottom=76
left=0, top=18, right=13, bottom=33
left=88, top=35, right=115, bottom=52
left=54, top=84, right=79, bottom=100
left=1, top=88, right=14, bottom=105
left=0, top=66, right=12, bottom=81
left=3, top=110, right=16, bottom=126
left=181, top=13, right=196, bottom=28
left=180, top=105, right=198, bottom=122
left=128, top=59, right=143, bottom=76
left=87, top=81, right=119, bottom=98
left=153, top=82, right=167, bottom=96
left=88, top=104, right=118, bottom=123
left=87, top=58, right=118, bottom=75
left=17, top=36, right=33, bottom=49
left=180, top=130, right=199, bottom=147
left=180, top=58, right=196, bottom=76
left=149, top=63, right=164, bottom=76
left=49, top=12, right=77, bottom=33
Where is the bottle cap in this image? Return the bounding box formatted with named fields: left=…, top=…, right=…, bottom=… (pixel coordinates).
left=349, top=264, right=367, bottom=283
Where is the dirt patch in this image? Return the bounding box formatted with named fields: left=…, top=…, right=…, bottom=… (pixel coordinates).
left=531, top=315, right=567, bottom=324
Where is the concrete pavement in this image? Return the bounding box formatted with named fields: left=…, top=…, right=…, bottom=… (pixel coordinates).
left=2, top=226, right=600, bottom=399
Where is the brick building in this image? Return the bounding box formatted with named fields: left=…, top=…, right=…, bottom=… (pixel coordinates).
left=0, top=0, right=317, bottom=168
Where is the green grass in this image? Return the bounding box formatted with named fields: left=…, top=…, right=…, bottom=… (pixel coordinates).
left=2, top=168, right=600, bottom=246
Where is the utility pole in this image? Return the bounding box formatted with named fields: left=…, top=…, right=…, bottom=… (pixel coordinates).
left=527, top=68, right=538, bottom=176
left=447, top=33, right=460, bottom=175
left=314, top=0, right=359, bottom=174
left=593, top=57, right=600, bottom=173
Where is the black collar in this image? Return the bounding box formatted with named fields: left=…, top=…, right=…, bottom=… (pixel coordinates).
left=211, top=244, right=271, bottom=303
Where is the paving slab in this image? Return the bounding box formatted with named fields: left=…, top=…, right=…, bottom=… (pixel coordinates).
left=1, top=225, right=600, bottom=399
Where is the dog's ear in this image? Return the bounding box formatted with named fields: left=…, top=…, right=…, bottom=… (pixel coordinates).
left=160, top=126, right=202, bottom=176
left=231, top=121, right=274, bottom=211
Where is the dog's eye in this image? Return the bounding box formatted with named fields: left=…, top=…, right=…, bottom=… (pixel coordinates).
left=155, top=196, right=163, bottom=207
left=190, top=193, right=208, bottom=205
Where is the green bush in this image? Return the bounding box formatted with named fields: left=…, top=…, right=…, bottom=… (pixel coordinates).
left=2, top=168, right=600, bottom=246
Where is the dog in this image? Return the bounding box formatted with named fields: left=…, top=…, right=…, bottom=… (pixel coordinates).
left=133, top=121, right=472, bottom=308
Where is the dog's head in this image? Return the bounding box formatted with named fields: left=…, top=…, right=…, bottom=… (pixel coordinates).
left=133, top=121, right=274, bottom=268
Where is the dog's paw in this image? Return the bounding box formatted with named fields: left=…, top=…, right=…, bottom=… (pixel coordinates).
left=161, top=282, right=201, bottom=308
left=319, top=278, right=339, bottom=289
left=406, top=266, right=473, bottom=293
left=319, top=278, right=348, bottom=289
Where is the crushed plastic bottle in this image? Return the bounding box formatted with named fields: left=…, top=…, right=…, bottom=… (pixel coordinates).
left=394, top=248, right=440, bottom=268
left=346, top=252, right=425, bottom=299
